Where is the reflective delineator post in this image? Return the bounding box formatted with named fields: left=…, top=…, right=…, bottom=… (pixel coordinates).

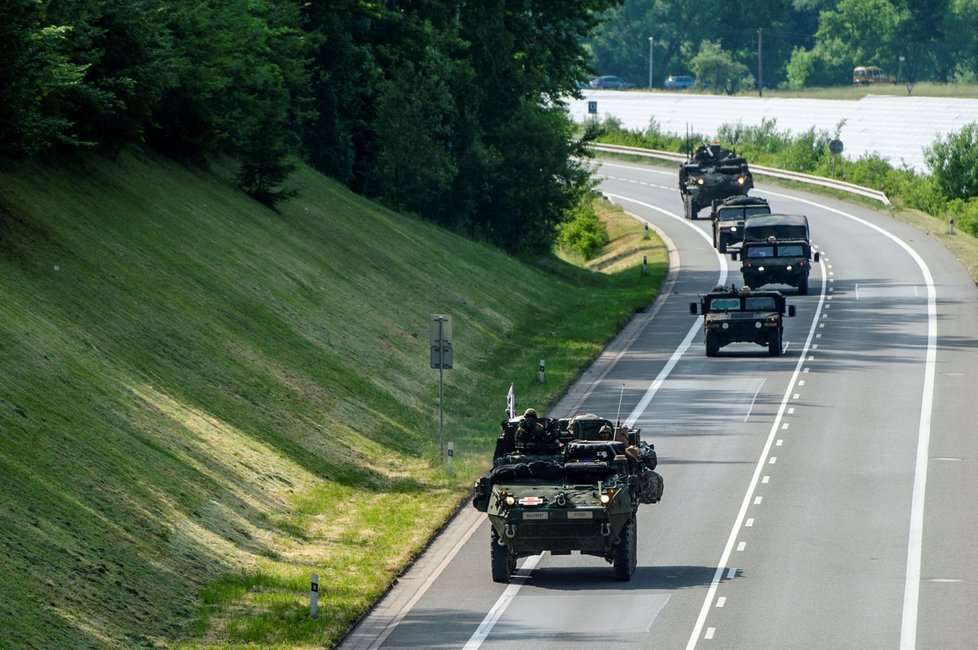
left=310, top=573, right=319, bottom=618
left=538, top=359, right=545, bottom=383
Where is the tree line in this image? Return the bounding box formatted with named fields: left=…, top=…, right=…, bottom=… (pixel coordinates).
left=1, top=0, right=619, bottom=252
left=589, top=0, right=977, bottom=92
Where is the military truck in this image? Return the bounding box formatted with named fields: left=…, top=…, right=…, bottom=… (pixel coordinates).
left=690, top=285, right=796, bottom=357
left=472, top=412, right=662, bottom=583
left=731, top=213, right=820, bottom=295
left=710, top=195, right=771, bottom=253
left=678, top=141, right=753, bottom=220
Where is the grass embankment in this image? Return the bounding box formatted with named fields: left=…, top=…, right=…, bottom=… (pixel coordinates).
left=0, top=151, right=665, bottom=648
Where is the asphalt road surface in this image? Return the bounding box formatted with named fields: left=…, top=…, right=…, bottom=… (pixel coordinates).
left=340, top=160, right=978, bottom=649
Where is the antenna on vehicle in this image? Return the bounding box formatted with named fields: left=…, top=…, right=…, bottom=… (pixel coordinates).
left=616, top=383, right=625, bottom=428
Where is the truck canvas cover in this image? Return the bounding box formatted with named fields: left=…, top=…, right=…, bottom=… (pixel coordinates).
left=743, top=213, right=810, bottom=242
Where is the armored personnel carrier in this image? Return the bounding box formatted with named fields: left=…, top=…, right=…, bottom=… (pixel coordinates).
left=690, top=284, right=796, bottom=356
left=710, top=195, right=771, bottom=253
left=472, top=412, right=662, bottom=583
left=732, top=213, right=820, bottom=295
left=679, top=141, right=753, bottom=220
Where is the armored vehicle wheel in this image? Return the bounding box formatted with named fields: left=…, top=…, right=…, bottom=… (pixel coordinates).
left=705, top=332, right=720, bottom=357
left=490, top=528, right=516, bottom=583
left=613, top=514, right=637, bottom=581
left=712, top=228, right=718, bottom=249
left=768, top=329, right=782, bottom=356
left=718, top=238, right=728, bottom=253
left=684, top=195, right=698, bottom=220
left=798, top=274, right=810, bottom=295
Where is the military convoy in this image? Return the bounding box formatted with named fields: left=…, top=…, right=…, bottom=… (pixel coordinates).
left=710, top=195, right=771, bottom=253
left=731, top=213, right=820, bottom=295
left=468, top=152, right=824, bottom=584
left=472, top=412, right=662, bottom=582
left=690, top=284, right=796, bottom=356
left=679, top=142, right=753, bottom=220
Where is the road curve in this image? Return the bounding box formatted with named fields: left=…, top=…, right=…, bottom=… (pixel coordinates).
left=339, top=160, right=978, bottom=649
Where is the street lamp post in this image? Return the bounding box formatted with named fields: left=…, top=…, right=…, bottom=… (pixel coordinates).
left=648, top=37, right=654, bottom=90
left=757, top=28, right=763, bottom=97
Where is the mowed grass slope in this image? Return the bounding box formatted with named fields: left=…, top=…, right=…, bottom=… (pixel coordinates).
left=0, top=151, right=665, bottom=648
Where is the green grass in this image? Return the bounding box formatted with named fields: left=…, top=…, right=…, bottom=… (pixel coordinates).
left=0, top=150, right=666, bottom=648
left=746, top=81, right=978, bottom=100
left=639, top=81, right=978, bottom=100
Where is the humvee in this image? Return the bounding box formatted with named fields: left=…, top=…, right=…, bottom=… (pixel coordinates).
left=732, top=213, right=820, bottom=295
left=711, top=195, right=771, bottom=253
left=690, top=285, right=796, bottom=357
left=472, top=413, right=662, bottom=583
left=679, top=142, right=753, bottom=220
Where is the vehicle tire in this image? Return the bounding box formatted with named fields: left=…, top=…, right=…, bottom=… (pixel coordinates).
left=719, top=238, right=727, bottom=253
left=683, top=195, right=693, bottom=220
left=768, top=328, right=782, bottom=356
left=712, top=228, right=717, bottom=249
left=798, top=274, right=809, bottom=295
left=490, top=528, right=515, bottom=583
left=613, top=514, right=637, bottom=581
left=705, top=332, right=720, bottom=357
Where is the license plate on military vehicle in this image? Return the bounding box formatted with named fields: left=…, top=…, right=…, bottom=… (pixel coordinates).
left=567, top=511, right=592, bottom=520
left=523, top=512, right=548, bottom=520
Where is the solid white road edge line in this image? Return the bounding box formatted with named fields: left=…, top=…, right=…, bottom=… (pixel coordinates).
left=761, top=189, right=936, bottom=650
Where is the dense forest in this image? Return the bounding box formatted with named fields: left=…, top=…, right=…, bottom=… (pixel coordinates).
left=3, top=0, right=976, bottom=251
left=589, top=0, right=978, bottom=91
left=1, top=0, right=618, bottom=253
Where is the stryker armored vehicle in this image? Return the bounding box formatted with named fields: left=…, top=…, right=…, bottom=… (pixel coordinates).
left=690, top=284, right=796, bottom=357
left=472, top=412, right=663, bottom=583
left=711, top=195, right=771, bottom=253
left=678, top=141, right=753, bottom=220
left=731, top=213, right=820, bottom=295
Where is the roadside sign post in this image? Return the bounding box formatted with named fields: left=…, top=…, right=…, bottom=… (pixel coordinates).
left=430, top=314, right=453, bottom=456
left=829, top=139, right=844, bottom=178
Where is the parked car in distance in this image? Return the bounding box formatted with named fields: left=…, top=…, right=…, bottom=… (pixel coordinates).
left=590, top=75, right=635, bottom=90
left=664, top=75, right=695, bottom=90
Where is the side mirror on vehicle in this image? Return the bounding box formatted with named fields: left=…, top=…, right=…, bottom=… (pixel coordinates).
left=788, top=305, right=796, bottom=317
left=689, top=302, right=700, bottom=315
left=813, top=251, right=821, bottom=262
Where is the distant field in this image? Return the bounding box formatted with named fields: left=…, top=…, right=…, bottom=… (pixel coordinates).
left=752, top=81, right=978, bottom=100
left=667, top=81, right=978, bottom=100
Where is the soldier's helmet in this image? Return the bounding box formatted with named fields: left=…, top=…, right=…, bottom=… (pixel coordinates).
left=523, top=408, right=537, bottom=419
left=598, top=424, right=613, bottom=439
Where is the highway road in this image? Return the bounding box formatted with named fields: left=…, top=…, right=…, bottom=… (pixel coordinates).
left=340, top=160, right=978, bottom=649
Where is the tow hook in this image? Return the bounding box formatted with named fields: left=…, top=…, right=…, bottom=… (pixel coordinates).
left=600, top=523, right=612, bottom=536
left=505, top=524, right=517, bottom=539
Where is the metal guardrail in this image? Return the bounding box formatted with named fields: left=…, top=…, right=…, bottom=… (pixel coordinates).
left=590, top=142, right=891, bottom=206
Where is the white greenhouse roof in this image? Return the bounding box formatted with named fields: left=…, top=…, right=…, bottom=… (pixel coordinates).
left=566, top=91, right=978, bottom=174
